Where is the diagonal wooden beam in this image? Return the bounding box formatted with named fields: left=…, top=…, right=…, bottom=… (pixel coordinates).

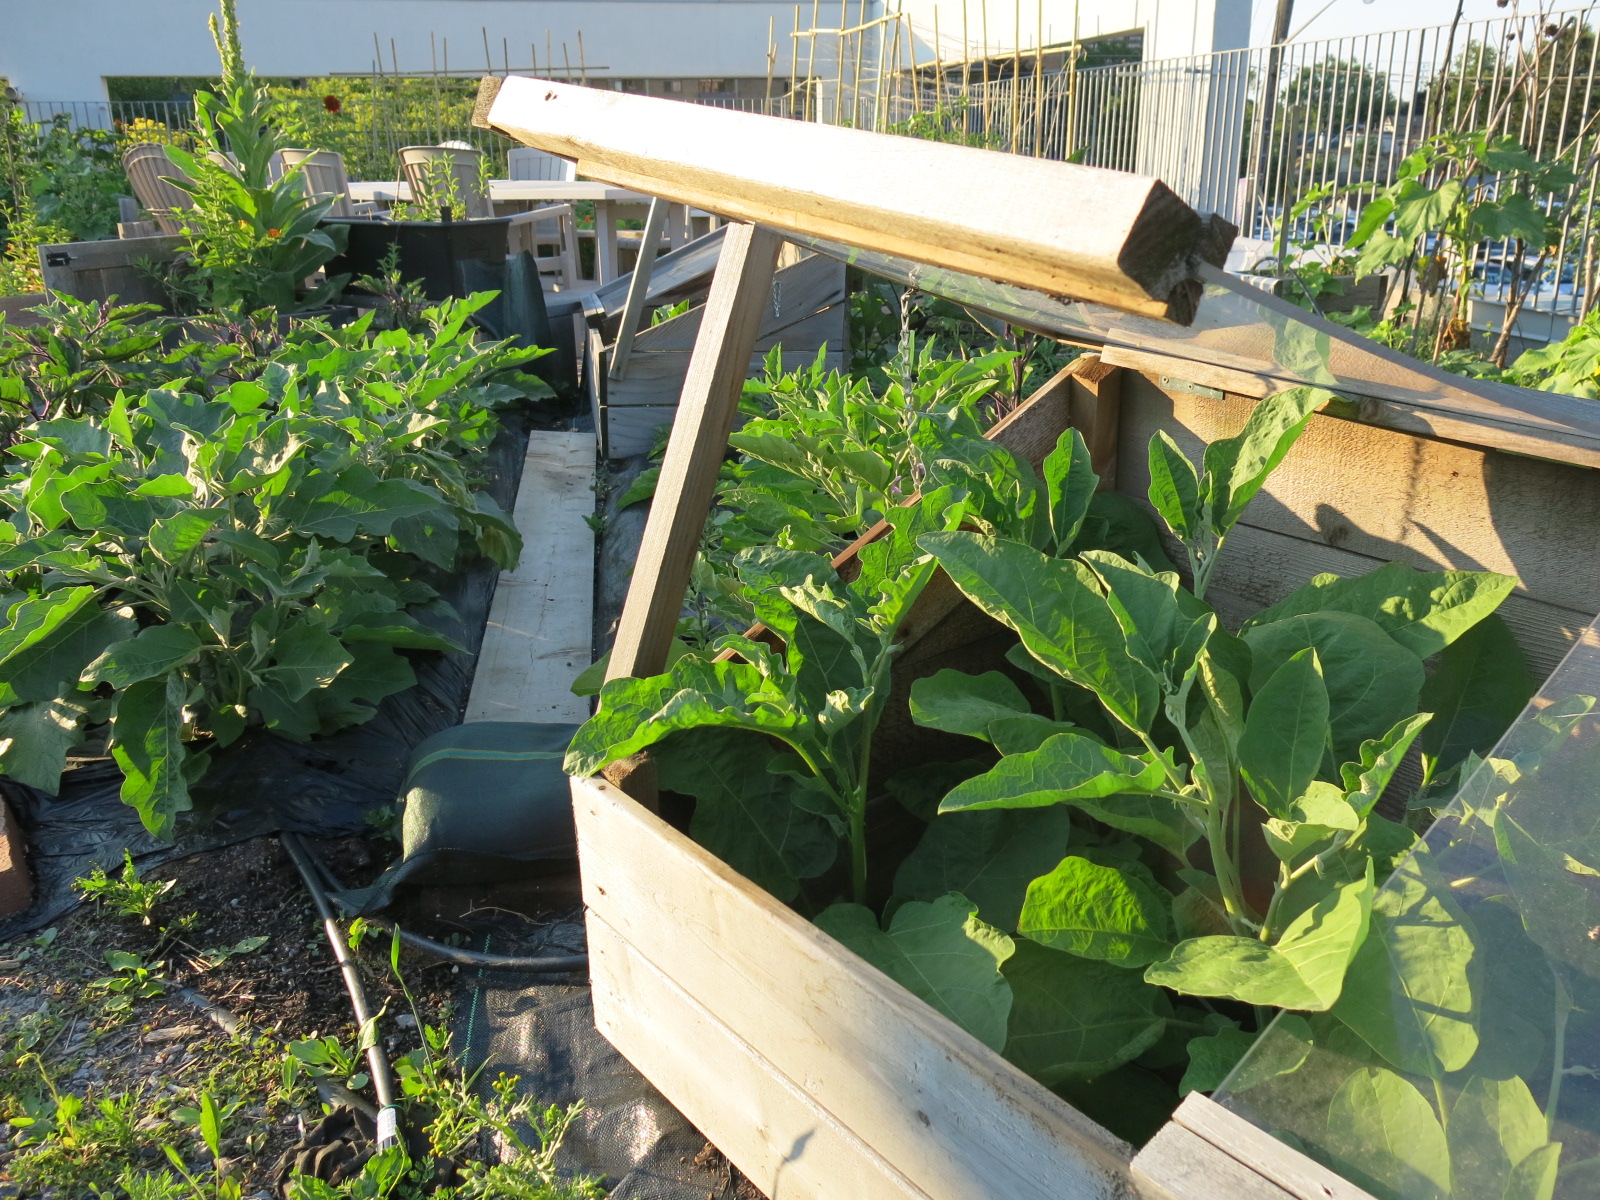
left=604, top=221, right=784, bottom=684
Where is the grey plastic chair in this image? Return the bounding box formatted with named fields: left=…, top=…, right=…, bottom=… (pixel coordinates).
left=121, top=143, right=194, bottom=235
left=397, top=145, right=494, bottom=220
left=272, top=148, right=377, bottom=217
left=507, top=147, right=577, bottom=182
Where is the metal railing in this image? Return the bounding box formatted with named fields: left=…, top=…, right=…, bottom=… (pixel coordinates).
left=795, top=4, right=1600, bottom=321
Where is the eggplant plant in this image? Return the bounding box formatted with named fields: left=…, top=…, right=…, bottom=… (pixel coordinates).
left=0, top=297, right=546, bottom=838
left=574, top=365, right=1534, bottom=1140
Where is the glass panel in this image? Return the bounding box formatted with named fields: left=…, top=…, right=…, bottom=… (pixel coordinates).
left=794, top=233, right=1600, bottom=442
left=1214, top=617, right=1600, bottom=1200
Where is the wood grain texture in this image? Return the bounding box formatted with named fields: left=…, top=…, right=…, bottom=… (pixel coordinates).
left=605, top=317, right=844, bottom=407
left=1067, top=356, right=1123, bottom=490
left=1101, top=345, right=1600, bottom=469
left=628, top=251, right=846, bottom=354
left=464, top=431, right=594, bottom=723
left=1116, top=372, right=1600, bottom=617
left=478, top=76, right=1225, bottom=322
left=1172, top=1095, right=1379, bottom=1200
left=605, top=223, right=783, bottom=683
left=572, top=775, right=1137, bottom=1200
left=39, top=235, right=183, bottom=305
left=1131, top=1123, right=1298, bottom=1200
left=588, top=915, right=934, bottom=1200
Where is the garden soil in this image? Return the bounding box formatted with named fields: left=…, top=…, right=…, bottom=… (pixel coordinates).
left=0, top=419, right=766, bottom=1199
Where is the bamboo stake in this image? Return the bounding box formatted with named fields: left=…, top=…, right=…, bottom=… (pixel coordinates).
left=806, top=0, right=820, bottom=121
left=547, top=32, right=555, bottom=78
left=1011, top=0, right=1022, bottom=153
left=1034, top=0, right=1044, bottom=156
left=853, top=0, right=867, bottom=125
left=765, top=16, right=776, bottom=112
left=563, top=42, right=574, bottom=82
left=934, top=7, right=944, bottom=110
left=886, top=7, right=903, bottom=125
left=577, top=32, right=588, bottom=85
left=836, top=0, right=847, bottom=125
left=961, top=0, right=970, bottom=107
left=1066, top=0, right=1080, bottom=158
left=790, top=5, right=801, bottom=117
left=483, top=26, right=493, bottom=73
left=907, top=13, right=922, bottom=116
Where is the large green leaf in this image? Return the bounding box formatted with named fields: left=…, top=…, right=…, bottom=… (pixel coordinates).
left=1002, top=940, right=1169, bottom=1085
left=1447, top=1076, right=1550, bottom=1200
left=815, top=894, right=1015, bottom=1051
left=1246, top=563, right=1517, bottom=659
left=895, top=807, right=1074, bottom=931
left=1043, top=428, right=1097, bottom=551
left=657, top=729, right=836, bottom=903
left=1325, top=1067, right=1451, bottom=1200
left=1146, top=431, right=1201, bottom=541
left=1244, top=611, right=1424, bottom=766
left=1332, top=846, right=1479, bottom=1076
left=1019, top=855, right=1172, bottom=967
left=1420, top=614, right=1533, bottom=776
left=921, top=532, right=1161, bottom=734
left=0, top=588, right=135, bottom=707
left=0, top=693, right=91, bottom=793
left=566, top=655, right=807, bottom=778
left=1071, top=792, right=1200, bottom=859
left=274, top=467, right=445, bottom=541
left=262, top=624, right=354, bottom=703
left=110, top=673, right=191, bottom=839
left=938, top=731, right=1166, bottom=813
left=1201, top=388, right=1331, bottom=534
left=908, top=669, right=1033, bottom=741
left=1341, top=713, right=1432, bottom=816
left=1145, top=864, right=1373, bottom=1010
left=1237, top=648, right=1329, bottom=820
left=1081, top=550, right=1213, bottom=681
left=148, top=510, right=222, bottom=565
left=82, top=624, right=203, bottom=691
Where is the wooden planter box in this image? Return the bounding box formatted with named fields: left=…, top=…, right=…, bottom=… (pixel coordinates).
left=570, top=353, right=1600, bottom=1200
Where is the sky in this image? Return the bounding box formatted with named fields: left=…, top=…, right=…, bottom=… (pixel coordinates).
left=1249, top=0, right=1584, bottom=45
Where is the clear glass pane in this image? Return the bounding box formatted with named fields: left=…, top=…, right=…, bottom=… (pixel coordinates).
left=1214, top=618, right=1600, bottom=1200
left=795, top=233, right=1600, bottom=441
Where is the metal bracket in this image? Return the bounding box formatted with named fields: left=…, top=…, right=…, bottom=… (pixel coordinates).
left=1159, top=375, right=1225, bottom=401
left=43, top=251, right=72, bottom=268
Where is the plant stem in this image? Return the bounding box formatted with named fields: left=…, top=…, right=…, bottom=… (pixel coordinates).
left=1548, top=972, right=1572, bottom=1137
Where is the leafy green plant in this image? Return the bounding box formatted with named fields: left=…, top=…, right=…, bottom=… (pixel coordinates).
left=162, top=0, right=348, bottom=313
left=0, top=296, right=172, bottom=435
left=572, top=378, right=1531, bottom=1138
left=0, top=296, right=543, bottom=836
left=74, top=850, right=178, bottom=924
left=1346, top=130, right=1576, bottom=365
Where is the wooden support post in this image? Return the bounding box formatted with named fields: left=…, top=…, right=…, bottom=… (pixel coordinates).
left=604, top=222, right=785, bottom=684
left=609, top=196, right=671, bottom=382
left=1065, top=354, right=1121, bottom=490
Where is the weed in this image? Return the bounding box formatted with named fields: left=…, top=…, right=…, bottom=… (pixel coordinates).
left=75, top=852, right=178, bottom=925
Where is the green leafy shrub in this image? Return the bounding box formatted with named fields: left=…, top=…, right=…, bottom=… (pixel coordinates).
left=0, top=294, right=544, bottom=836
left=161, top=0, right=347, bottom=313
left=570, top=377, right=1532, bottom=1137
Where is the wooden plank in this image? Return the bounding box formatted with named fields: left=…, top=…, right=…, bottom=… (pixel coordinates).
left=1115, top=373, right=1600, bottom=616
left=606, top=320, right=845, bottom=406
left=572, top=775, right=1136, bottom=1200
left=604, top=222, right=784, bottom=683
left=477, top=76, right=1227, bottom=323
left=628, top=251, right=846, bottom=353
left=1172, top=1094, right=1379, bottom=1200
left=588, top=916, right=933, bottom=1200
left=464, top=431, right=595, bottom=723
left=590, top=225, right=727, bottom=327
left=1101, top=344, right=1600, bottom=469
left=1132, top=1123, right=1298, bottom=1200
left=608, top=196, right=670, bottom=381
left=1206, top=524, right=1589, bottom=683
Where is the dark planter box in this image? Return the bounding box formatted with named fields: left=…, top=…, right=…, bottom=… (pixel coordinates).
left=322, top=217, right=513, bottom=302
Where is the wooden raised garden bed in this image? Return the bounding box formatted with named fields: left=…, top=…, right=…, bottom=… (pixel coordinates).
left=479, top=80, right=1600, bottom=1200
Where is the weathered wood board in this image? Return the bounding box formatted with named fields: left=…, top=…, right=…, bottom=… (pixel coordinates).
left=38, top=235, right=183, bottom=306
left=464, top=430, right=595, bottom=723
left=1114, top=370, right=1600, bottom=679
left=573, top=774, right=1137, bottom=1200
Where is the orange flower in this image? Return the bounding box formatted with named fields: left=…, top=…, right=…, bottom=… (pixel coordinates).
left=267, top=228, right=281, bottom=237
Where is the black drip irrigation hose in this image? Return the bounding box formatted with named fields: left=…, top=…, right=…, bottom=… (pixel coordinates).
left=283, top=833, right=590, bottom=973
left=280, top=831, right=402, bottom=1152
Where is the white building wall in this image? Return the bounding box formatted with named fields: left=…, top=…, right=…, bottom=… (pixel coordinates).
left=2, top=0, right=796, bottom=102
left=887, top=0, right=1250, bottom=62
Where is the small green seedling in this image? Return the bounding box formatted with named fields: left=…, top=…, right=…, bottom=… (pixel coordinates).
left=74, top=852, right=176, bottom=925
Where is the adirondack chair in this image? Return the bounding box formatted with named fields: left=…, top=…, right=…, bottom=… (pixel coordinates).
left=397, top=145, right=495, bottom=220
left=507, top=202, right=580, bottom=292
left=507, top=147, right=577, bottom=182
left=272, top=149, right=379, bottom=218
left=121, top=143, right=193, bottom=235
